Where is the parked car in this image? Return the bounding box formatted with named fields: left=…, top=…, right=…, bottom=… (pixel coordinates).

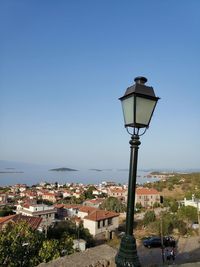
left=143, top=236, right=176, bottom=248
left=143, top=237, right=162, bottom=248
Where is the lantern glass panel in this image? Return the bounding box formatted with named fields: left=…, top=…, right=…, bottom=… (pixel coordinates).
left=121, top=96, right=134, bottom=126
left=136, top=96, right=157, bottom=126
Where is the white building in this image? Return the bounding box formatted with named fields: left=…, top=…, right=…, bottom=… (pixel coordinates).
left=183, top=194, right=200, bottom=211
left=16, top=203, right=56, bottom=228
left=64, top=205, right=80, bottom=217
left=83, top=209, right=119, bottom=238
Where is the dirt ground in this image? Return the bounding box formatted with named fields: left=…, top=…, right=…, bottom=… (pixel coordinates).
left=137, top=236, right=200, bottom=267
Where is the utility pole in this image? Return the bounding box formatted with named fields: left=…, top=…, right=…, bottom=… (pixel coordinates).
left=160, top=214, right=164, bottom=263
left=160, top=196, right=164, bottom=264
left=196, top=199, right=200, bottom=239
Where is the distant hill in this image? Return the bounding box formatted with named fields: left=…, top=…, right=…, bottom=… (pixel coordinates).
left=89, top=169, right=102, bottom=172
left=49, top=167, right=78, bottom=172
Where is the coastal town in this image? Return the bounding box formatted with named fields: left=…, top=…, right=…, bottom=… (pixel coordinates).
left=1, top=171, right=200, bottom=266
left=0, top=180, right=161, bottom=239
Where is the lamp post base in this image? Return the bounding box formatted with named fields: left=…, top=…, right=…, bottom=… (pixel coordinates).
left=115, top=235, right=141, bottom=267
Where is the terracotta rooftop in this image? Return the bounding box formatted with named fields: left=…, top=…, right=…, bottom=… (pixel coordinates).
left=54, top=204, right=65, bottom=209
left=0, top=214, right=16, bottom=224
left=110, top=188, right=126, bottom=193
left=84, top=210, right=119, bottom=221
left=0, top=214, right=42, bottom=230
left=136, top=187, right=159, bottom=195
left=23, top=203, right=30, bottom=208
left=78, top=206, right=98, bottom=214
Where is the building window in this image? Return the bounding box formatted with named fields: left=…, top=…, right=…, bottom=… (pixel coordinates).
left=103, top=219, right=105, bottom=227
left=108, top=218, right=112, bottom=225
left=98, top=221, right=101, bottom=229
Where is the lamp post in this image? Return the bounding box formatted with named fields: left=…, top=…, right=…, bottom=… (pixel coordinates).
left=115, top=76, right=160, bottom=267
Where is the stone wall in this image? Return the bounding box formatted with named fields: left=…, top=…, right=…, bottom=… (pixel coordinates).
left=37, top=244, right=117, bottom=267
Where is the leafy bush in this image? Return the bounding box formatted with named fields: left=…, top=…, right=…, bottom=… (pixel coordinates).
left=177, top=206, right=197, bottom=223
left=100, top=197, right=126, bottom=213
left=143, top=210, right=156, bottom=226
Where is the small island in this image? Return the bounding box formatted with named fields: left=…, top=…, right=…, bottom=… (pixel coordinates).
left=49, top=167, right=78, bottom=172
left=89, top=169, right=102, bottom=172
left=0, top=171, right=24, bottom=174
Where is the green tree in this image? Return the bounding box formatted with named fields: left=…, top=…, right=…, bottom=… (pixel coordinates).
left=39, top=240, right=60, bottom=263
left=169, top=199, right=179, bottom=213
left=143, top=210, right=156, bottom=226
left=150, top=212, right=188, bottom=236
left=100, top=197, right=126, bottom=213
left=0, top=221, right=44, bottom=267
left=59, top=233, right=74, bottom=255
left=48, top=220, right=76, bottom=239
left=161, top=213, right=175, bottom=235
left=153, top=202, right=160, bottom=208
left=177, top=206, right=197, bottom=223
left=0, top=206, right=15, bottom=217
left=173, top=220, right=187, bottom=235
left=48, top=221, right=94, bottom=248
left=84, top=186, right=96, bottom=199
left=167, top=183, right=174, bottom=191
left=37, top=199, right=53, bottom=206
left=135, top=202, right=143, bottom=211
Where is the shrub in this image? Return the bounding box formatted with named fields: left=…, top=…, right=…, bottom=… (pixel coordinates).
left=143, top=211, right=156, bottom=226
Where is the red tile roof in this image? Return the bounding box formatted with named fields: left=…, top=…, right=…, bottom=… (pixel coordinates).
left=110, top=188, right=126, bottom=193
left=0, top=214, right=16, bottom=224
left=84, top=210, right=119, bottom=221
left=0, top=214, right=42, bottom=230
left=23, top=203, right=30, bottom=208
left=78, top=206, right=98, bottom=214
left=136, top=188, right=159, bottom=195
left=54, top=204, right=65, bottom=209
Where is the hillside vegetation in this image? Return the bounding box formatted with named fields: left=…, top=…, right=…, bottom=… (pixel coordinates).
left=145, top=172, right=200, bottom=200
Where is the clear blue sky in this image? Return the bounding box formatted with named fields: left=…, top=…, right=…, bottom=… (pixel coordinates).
left=1, top=0, right=200, bottom=170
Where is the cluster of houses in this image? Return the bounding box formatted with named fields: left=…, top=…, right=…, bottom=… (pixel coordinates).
left=0, top=181, right=162, bottom=242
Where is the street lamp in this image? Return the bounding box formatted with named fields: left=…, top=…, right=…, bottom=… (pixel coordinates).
left=115, top=76, right=160, bottom=267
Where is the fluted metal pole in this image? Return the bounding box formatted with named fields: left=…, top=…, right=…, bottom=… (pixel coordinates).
left=115, top=134, right=141, bottom=267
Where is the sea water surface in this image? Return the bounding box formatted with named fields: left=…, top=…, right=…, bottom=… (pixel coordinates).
left=0, top=164, right=159, bottom=186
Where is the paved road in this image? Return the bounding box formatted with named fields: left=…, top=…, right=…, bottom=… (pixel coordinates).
left=137, top=236, right=200, bottom=267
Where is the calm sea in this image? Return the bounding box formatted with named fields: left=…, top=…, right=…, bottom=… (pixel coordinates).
left=0, top=166, right=159, bottom=186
